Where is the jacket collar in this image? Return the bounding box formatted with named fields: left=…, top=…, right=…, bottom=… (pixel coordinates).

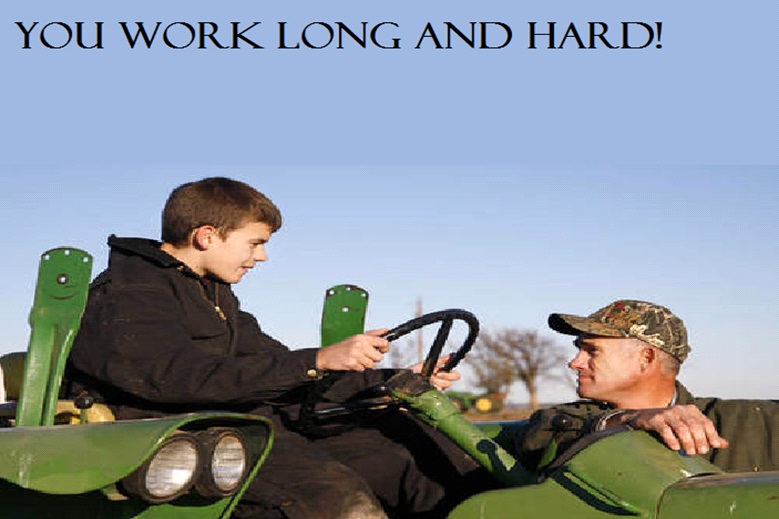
left=674, top=381, right=695, bottom=405
left=107, top=235, right=199, bottom=277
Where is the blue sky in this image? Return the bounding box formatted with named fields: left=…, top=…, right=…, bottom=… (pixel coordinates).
left=1, top=2, right=777, bottom=404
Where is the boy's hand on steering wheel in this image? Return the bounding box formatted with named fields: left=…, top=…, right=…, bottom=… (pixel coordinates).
left=409, top=354, right=461, bottom=391
left=315, top=329, right=390, bottom=372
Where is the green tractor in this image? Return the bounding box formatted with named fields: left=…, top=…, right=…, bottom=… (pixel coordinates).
left=0, top=248, right=273, bottom=519
left=3, top=252, right=779, bottom=519
left=446, top=390, right=506, bottom=414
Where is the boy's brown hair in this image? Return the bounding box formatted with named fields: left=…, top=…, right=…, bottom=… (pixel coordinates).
left=161, top=177, right=282, bottom=246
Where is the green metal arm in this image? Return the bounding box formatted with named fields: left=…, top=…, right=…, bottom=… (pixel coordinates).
left=15, top=248, right=92, bottom=427
left=320, top=284, right=369, bottom=347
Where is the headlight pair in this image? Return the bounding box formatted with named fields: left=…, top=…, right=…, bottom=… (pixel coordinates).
left=120, top=428, right=249, bottom=504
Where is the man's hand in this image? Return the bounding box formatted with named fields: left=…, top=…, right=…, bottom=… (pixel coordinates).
left=316, top=329, right=390, bottom=372
left=408, top=354, right=461, bottom=391
left=618, top=405, right=729, bottom=455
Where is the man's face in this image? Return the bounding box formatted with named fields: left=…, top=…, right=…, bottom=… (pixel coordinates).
left=203, top=221, right=272, bottom=284
left=568, top=335, right=644, bottom=404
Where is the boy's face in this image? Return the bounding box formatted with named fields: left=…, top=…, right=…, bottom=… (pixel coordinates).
left=203, top=221, right=272, bottom=284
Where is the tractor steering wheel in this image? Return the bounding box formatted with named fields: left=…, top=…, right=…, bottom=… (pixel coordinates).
left=382, top=309, right=480, bottom=377
left=298, top=309, right=480, bottom=428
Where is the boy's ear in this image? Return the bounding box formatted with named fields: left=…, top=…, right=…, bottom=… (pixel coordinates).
left=191, top=225, right=220, bottom=251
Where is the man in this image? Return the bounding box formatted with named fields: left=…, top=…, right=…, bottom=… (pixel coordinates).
left=64, top=177, right=492, bottom=519
left=516, top=299, right=779, bottom=473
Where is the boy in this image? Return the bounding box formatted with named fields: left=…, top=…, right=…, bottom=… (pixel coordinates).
left=65, top=177, right=489, bottom=519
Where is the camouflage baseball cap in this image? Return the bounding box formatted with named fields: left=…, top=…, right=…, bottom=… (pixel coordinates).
left=548, top=300, right=691, bottom=363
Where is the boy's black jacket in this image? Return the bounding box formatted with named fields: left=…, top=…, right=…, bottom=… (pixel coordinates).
left=64, top=236, right=392, bottom=420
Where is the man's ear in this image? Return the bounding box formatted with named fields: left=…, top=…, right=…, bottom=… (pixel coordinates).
left=640, top=346, right=657, bottom=371
left=191, top=225, right=220, bottom=251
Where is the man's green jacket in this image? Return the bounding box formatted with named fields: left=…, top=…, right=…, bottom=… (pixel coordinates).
left=516, top=382, right=779, bottom=473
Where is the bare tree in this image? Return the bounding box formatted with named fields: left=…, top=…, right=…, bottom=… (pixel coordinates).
left=467, top=329, right=568, bottom=411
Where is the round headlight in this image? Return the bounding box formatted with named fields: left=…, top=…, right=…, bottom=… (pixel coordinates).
left=121, top=433, right=201, bottom=504
left=146, top=437, right=200, bottom=498
left=212, top=433, right=247, bottom=491
left=196, top=429, right=249, bottom=497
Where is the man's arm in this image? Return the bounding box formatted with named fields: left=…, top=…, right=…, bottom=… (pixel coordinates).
left=515, top=402, right=730, bottom=472
left=602, top=405, right=729, bottom=455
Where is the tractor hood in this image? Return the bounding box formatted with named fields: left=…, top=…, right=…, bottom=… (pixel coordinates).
left=658, top=471, right=779, bottom=518
left=0, top=412, right=270, bottom=495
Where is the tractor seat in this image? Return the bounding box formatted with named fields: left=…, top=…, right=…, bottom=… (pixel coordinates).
left=0, top=351, right=25, bottom=403
left=0, top=351, right=114, bottom=425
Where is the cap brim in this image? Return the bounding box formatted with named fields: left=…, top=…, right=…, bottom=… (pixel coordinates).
left=548, top=313, right=627, bottom=338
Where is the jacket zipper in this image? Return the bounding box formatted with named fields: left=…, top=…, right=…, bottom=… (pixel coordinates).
left=213, top=284, right=227, bottom=321
left=197, top=277, right=227, bottom=322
